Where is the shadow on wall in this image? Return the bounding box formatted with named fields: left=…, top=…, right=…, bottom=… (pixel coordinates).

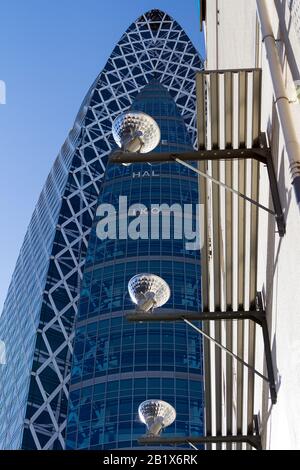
left=275, top=0, right=300, bottom=81
left=258, top=113, right=284, bottom=448
left=260, top=286, right=282, bottom=449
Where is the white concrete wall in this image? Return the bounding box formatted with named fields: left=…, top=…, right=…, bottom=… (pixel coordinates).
left=205, top=0, right=258, bottom=69
left=204, top=0, right=300, bottom=450
left=258, top=0, right=300, bottom=450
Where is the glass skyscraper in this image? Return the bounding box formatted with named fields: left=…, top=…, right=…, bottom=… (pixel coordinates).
left=0, top=10, right=204, bottom=450
left=65, top=80, right=203, bottom=449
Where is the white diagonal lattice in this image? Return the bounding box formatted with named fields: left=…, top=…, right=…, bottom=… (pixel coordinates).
left=0, top=10, right=203, bottom=450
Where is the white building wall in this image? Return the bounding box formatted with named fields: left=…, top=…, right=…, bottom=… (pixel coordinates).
left=204, top=0, right=258, bottom=69
left=203, top=0, right=300, bottom=450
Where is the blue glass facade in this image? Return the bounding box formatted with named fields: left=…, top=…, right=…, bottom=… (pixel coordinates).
left=66, top=81, right=204, bottom=449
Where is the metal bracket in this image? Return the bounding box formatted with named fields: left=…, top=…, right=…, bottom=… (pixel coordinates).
left=126, top=309, right=266, bottom=324
left=256, top=292, right=277, bottom=404
left=126, top=292, right=277, bottom=405
left=109, top=133, right=286, bottom=236
left=138, top=414, right=262, bottom=450
left=258, top=133, right=285, bottom=236
left=138, top=435, right=262, bottom=450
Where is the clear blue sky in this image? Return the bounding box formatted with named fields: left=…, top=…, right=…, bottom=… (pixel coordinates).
left=0, top=0, right=205, bottom=311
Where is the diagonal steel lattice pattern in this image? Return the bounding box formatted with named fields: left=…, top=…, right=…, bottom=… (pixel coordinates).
left=0, top=10, right=203, bottom=450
